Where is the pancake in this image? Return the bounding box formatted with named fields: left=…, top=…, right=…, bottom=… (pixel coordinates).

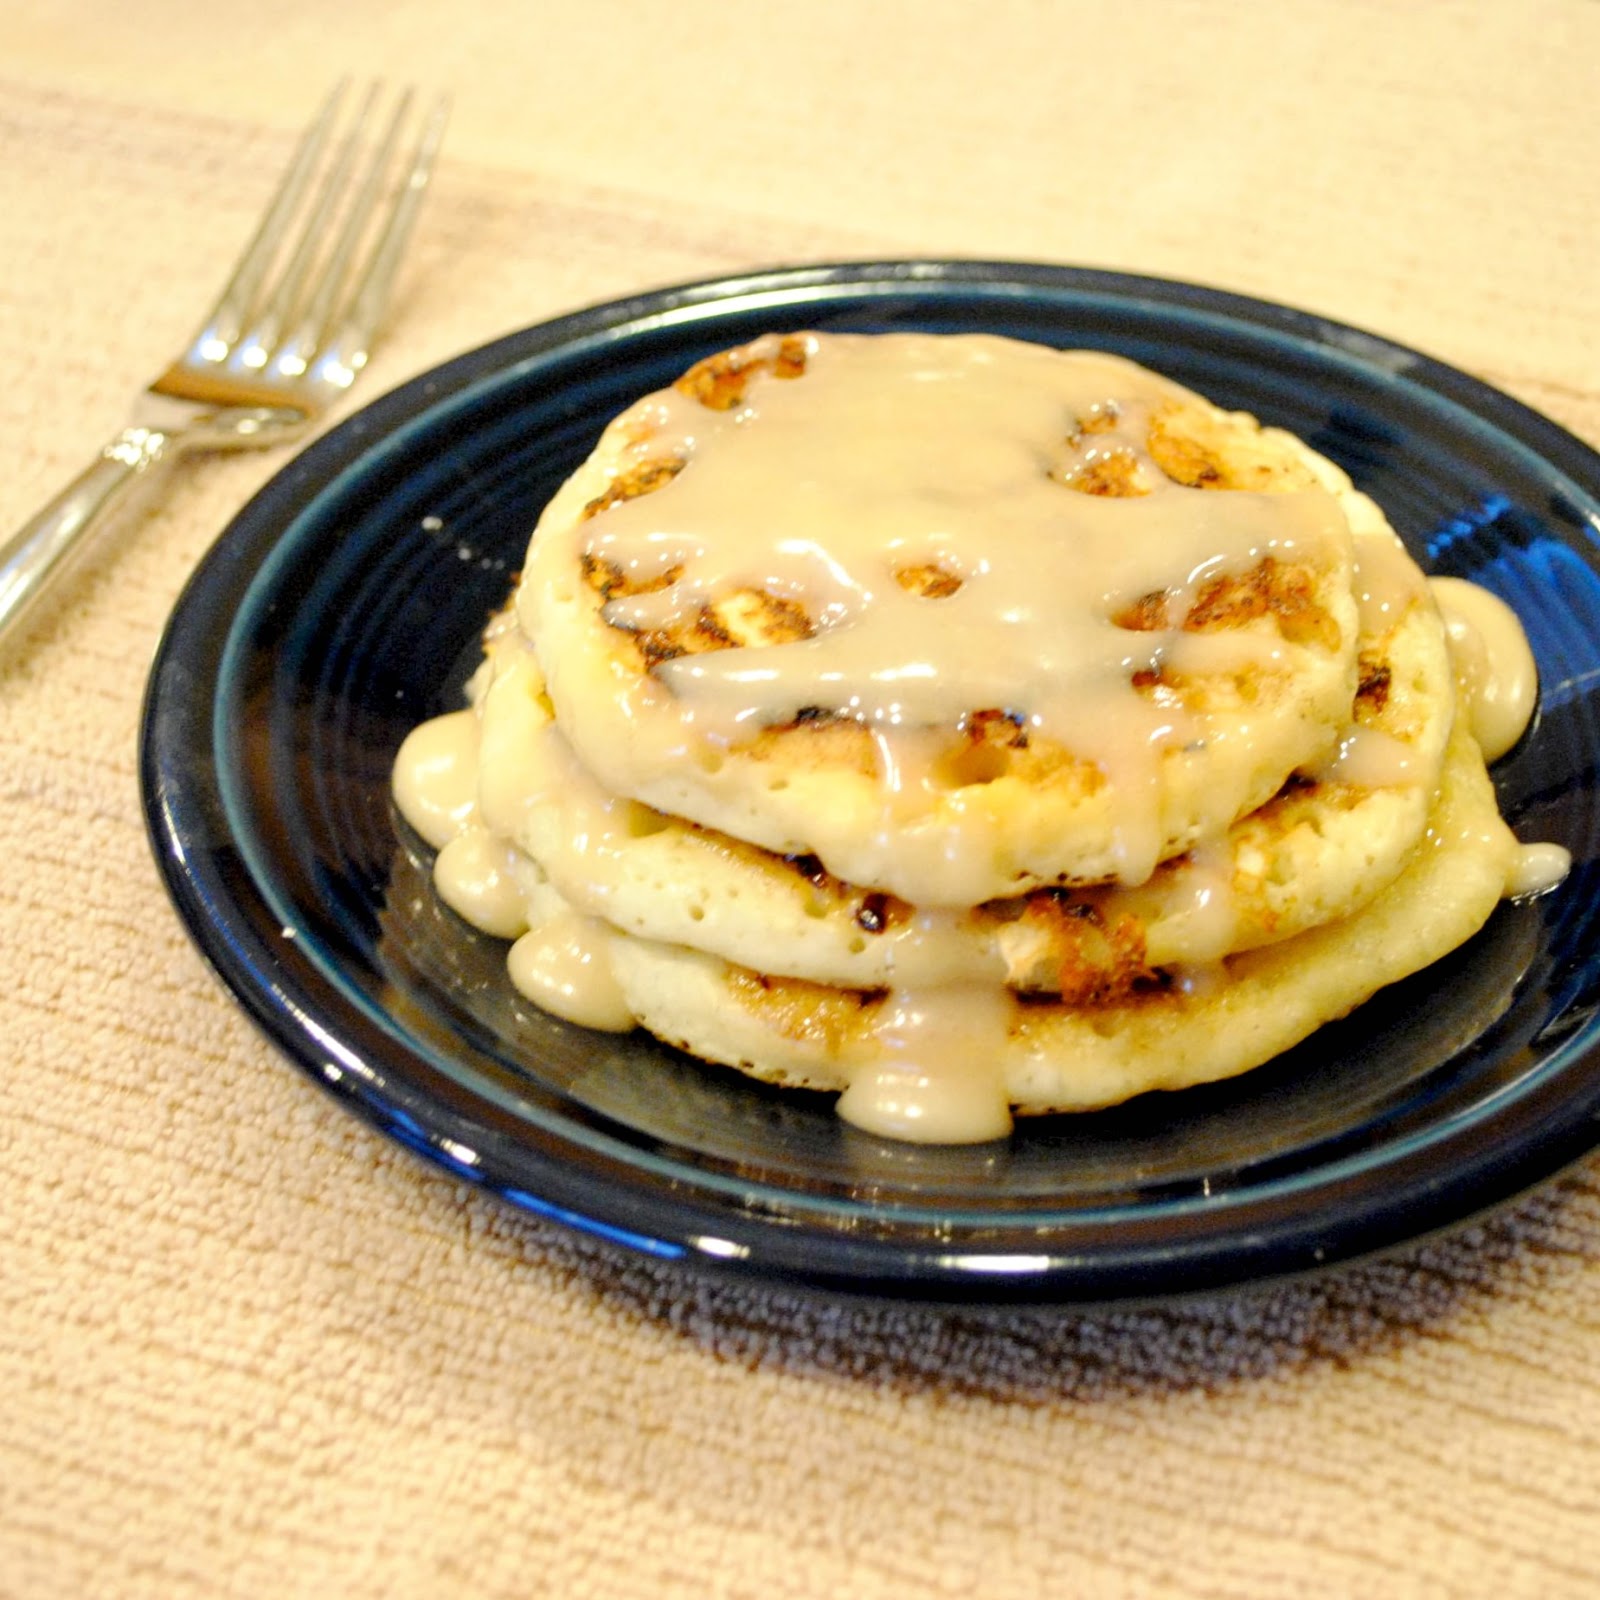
left=392, top=330, right=1568, bottom=1146
left=600, top=720, right=1519, bottom=1139
left=516, top=332, right=1368, bottom=904
left=458, top=566, right=1451, bottom=997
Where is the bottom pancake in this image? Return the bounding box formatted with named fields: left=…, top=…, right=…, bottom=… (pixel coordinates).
left=602, top=722, right=1519, bottom=1141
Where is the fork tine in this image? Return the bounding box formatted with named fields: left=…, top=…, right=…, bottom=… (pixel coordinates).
left=193, top=82, right=349, bottom=363
left=273, top=87, right=414, bottom=379
left=237, top=82, right=385, bottom=372
left=311, top=93, right=451, bottom=390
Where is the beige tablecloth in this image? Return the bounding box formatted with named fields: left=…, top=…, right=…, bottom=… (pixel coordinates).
left=4, top=5, right=1600, bottom=1595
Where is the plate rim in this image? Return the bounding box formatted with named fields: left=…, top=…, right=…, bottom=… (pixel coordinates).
left=139, top=256, right=1600, bottom=1305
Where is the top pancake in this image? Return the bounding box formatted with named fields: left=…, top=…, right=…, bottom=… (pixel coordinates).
left=517, top=332, right=1368, bottom=905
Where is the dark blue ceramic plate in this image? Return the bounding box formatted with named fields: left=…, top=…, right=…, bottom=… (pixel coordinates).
left=140, top=261, right=1600, bottom=1305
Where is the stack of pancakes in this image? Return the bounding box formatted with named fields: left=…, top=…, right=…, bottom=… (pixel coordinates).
left=396, top=331, right=1529, bottom=1143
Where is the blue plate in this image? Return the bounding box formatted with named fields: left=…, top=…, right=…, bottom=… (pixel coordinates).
left=140, top=260, right=1600, bottom=1305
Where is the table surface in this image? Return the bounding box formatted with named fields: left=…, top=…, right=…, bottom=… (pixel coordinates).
left=5, top=5, right=1600, bottom=1596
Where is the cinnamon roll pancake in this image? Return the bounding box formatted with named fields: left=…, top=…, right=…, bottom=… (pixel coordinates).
left=393, top=331, right=1566, bottom=1143
left=516, top=333, right=1367, bottom=903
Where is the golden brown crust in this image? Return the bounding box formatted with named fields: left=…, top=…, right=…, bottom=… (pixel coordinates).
left=894, top=562, right=965, bottom=598
left=725, top=967, right=886, bottom=1050
left=1112, top=557, right=1341, bottom=651
left=1008, top=894, right=1158, bottom=1006
left=1145, top=404, right=1319, bottom=492
left=581, top=457, right=685, bottom=521
left=1057, top=449, right=1147, bottom=497
left=674, top=334, right=812, bottom=410
left=621, top=585, right=818, bottom=670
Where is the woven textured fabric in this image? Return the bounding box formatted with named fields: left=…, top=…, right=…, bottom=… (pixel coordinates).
left=3, top=5, right=1600, bottom=1595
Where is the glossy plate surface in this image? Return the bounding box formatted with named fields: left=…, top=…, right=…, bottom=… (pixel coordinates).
left=141, top=261, right=1600, bottom=1304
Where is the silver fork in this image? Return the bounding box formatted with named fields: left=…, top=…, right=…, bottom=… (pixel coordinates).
left=0, top=83, right=448, bottom=647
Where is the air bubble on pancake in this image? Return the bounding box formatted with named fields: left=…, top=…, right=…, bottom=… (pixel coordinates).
left=936, top=741, right=1013, bottom=787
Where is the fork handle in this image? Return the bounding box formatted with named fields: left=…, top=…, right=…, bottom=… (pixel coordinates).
left=0, top=426, right=172, bottom=646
